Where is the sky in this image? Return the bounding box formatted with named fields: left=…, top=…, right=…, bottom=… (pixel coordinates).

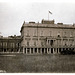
left=0, top=0, right=75, bottom=37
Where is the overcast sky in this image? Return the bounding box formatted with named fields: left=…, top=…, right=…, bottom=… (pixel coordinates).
left=0, top=0, right=75, bottom=36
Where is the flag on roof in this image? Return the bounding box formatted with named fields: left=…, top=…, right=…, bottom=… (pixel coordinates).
left=49, top=11, right=52, bottom=14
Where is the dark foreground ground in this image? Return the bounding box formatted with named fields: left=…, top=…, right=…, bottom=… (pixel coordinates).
left=0, top=53, right=75, bottom=73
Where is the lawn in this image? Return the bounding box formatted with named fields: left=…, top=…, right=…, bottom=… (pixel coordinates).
left=0, top=54, right=75, bottom=73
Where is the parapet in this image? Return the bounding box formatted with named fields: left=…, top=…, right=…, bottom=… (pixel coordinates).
left=57, top=23, right=63, bottom=25
left=29, top=21, right=35, bottom=24
left=41, top=19, right=54, bottom=24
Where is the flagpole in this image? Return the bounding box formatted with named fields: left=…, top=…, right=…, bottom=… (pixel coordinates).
left=48, top=12, right=49, bottom=20
left=48, top=11, right=52, bottom=21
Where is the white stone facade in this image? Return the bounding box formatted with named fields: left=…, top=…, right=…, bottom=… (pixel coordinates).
left=20, top=20, right=75, bottom=54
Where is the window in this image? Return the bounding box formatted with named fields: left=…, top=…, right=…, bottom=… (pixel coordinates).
left=11, top=43, right=14, bottom=48
left=34, top=30, right=37, bottom=36
left=64, top=32, right=66, bottom=37
left=49, top=31, right=51, bottom=36
left=27, top=41, right=29, bottom=46
left=41, top=41, right=44, bottom=46
left=70, top=32, right=73, bottom=37
left=3, top=42, right=7, bottom=47
left=0, top=43, right=2, bottom=46
left=26, top=30, right=29, bottom=36
left=34, top=41, right=36, bottom=46
left=40, top=30, right=43, bottom=36
left=64, top=39, right=67, bottom=46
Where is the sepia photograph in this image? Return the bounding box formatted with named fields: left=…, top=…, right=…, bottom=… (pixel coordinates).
left=0, top=0, right=75, bottom=73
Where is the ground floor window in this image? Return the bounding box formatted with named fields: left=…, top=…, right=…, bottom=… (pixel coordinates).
left=27, top=48, right=30, bottom=53
left=38, top=48, right=40, bottom=53
left=31, top=48, right=33, bottom=53
left=35, top=48, right=37, bottom=53
left=51, top=48, right=53, bottom=53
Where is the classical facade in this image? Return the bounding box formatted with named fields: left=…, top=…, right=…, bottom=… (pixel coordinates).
left=0, top=35, right=21, bottom=53
left=20, top=19, right=75, bottom=54
left=0, top=19, right=75, bottom=54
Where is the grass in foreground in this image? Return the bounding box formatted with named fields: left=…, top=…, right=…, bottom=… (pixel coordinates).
left=0, top=54, right=75, bottom=73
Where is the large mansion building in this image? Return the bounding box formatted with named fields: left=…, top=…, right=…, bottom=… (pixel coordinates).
left=0, top=19, right=75, bottom=54
left=20, top=19, right=75, bottom=54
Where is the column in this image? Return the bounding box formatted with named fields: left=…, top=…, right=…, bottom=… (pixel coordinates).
left=56, top=48, right=57, bottom=53
left=47, top=48, right=49, bottom=54
left=23, top=47, right=25, bottom=54
left=3, top=49, right=4, bottom=53
left=41, top=48, right=42, bottom=54
left=18, top=48, right=20, bottom=53
left=55, top=48, right=57, bottom=54
left=54, top=48, right=56, bottom=54
left=49, top=40, right=50, bottom=45
left=43, top=48, right=45, bottom=53
left=33, top=48, right=35, bottom=54
left=26, top=48, right=27, bottom=54
left=30, top=48, right=31, bottom=54
left=47, top=39, right=48, bottom=45
left=53, top=48, right=55, bottom=54
left=49, top=48, right=51, bottom=54
left=58, top=48, right=60, bottom=54
left=37, top=48, right=38, bottom=54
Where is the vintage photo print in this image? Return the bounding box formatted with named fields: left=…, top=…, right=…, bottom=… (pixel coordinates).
left=0, top=0, right=75, bottom=74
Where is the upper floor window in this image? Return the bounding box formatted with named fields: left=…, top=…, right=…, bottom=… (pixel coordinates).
left=34, top=41, right=37, bottom=46
left=40, top=30, right=43, bottom=36
left=27, top=30, right=29, bottom=36
left=27, top=41, right=29, bottom=46
left=26, top=30, right=30, bottom=36
left=11, top=43, right=14, bottom=48
left=41, top=41, right=45, bottom=46
left=63, top=31, right=66, bottom=37
left=49, top=31, right=52, bottom=36
left=3, top=42, right=7, bottom=47
left=34, top=30, right=37, bottom=36
left=70, top=32, right=73, bottom=37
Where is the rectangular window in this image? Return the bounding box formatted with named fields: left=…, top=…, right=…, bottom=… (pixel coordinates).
left=34, top=30, right=37, bottom=36
left=26, top=30, right=29, bottom=36
left=41, top=41, right=44, bottom=46
left=49, top=31, right=51, bottom=36
left=27, top=41, right=29, bottom=46
left=3, top=42, right=7, bottom=47
left=11, top=43, right=14, bottom=48
left=40, top=30, right=43, bottom=36
left=70, top=32, right=73, bottom=37
left=34, top=41, right=36, bottom=46
left=64, top=32, right=66, bottom=37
